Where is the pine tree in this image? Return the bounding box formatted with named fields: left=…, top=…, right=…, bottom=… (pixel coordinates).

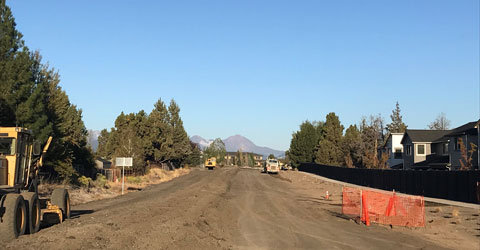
left=96, top=129, right=113, bottom=159
left=184, top=142, right=202, bottom=166
left=342, top=124, right=362, bottom=167
left=0, top=1, right=95, bottom=181
left=0, top=0, right=32, bottom=126
left=108, top=112, right=149, bottom=173
left=204, top=138, right=226, bottom=164
left=43, top=70, right=94, bottom=179
left=148, top=99, right=173, bottom=163
left=359, top=116, right=387, bottom=169
left=236, top=150, right=244, bottom=166
left=247, top=153, right=255, bottom=167
left=168, top=99, right=191, bottom=166
left=315, top=112, right=344, bottom=166
left=288, top=121, right=321, bottom=167
left=386, top=102, right=407, bottom=133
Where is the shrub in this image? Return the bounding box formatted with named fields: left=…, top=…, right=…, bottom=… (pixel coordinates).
left=126, top=176, right=142, bottom=184
left=94, top=174, right=108, bottom=188
left=77, top=176, right=93, bottom=187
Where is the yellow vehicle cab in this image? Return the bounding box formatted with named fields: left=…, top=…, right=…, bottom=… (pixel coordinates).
left=205, top=157, right=216, bottom=170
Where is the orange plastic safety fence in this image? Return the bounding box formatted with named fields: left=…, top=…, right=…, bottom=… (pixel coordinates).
left=342, top=187, right=361, bottom=216
left=342, top=187, right=425, bottom=227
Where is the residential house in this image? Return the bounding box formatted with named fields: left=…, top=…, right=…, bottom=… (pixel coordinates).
left=401, top=130, right=450, bottom=169
left=382, top=133, right=404, bottom=169
left=400, top=121, right=480, bottom=170
left=224, top=152, right=237, bottom=166
left=253, top=154, right=264, bottom=167
left=95, top=157, right=112, bottom=170
left=444, top=121, right=479, bottom=170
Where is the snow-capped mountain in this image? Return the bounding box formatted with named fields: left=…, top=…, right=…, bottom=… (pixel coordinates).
left=190, top=135, right=213, bottom=149
left=190, top=135, right=284, bottom=158
left=87, top=130, right=101, bottom=151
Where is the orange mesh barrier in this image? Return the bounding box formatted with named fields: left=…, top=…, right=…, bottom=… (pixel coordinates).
left=342, top=187, right=425, bottom=227
left=342, top=187, right=361, bottom=216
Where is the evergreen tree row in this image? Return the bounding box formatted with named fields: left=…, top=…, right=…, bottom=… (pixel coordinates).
left=96, top=99, right=202, bottom=174
left=235, top=150, right=256, bottom=167
left=0, top=1, right=95, bottom=181
left=288, top=102, right=407, bottom=169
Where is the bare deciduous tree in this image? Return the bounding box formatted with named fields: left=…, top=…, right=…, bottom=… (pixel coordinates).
left=359, top=114, right=386, bottom=169
left=428, top=113, right=451, bottom=130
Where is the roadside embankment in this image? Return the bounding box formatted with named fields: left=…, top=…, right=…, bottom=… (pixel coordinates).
left=39, top=168, right=191, bottom=205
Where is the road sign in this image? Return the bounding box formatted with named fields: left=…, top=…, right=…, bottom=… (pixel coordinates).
left=115, top=157, right=133, bottom=195
left=116, top=157, right=133, bottom=167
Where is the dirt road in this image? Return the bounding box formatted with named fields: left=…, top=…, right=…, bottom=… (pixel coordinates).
left=7, top=167, right=471, bottom=249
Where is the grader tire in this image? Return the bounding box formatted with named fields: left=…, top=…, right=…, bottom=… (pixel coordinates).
left=51, top=189, right=71, bottom=220
left=22, top=192, right=40, bottom=234
left=0, top=194, right=27, bottom=241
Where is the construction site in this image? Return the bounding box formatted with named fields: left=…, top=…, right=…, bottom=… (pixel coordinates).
left=1, top=1, right=479, bottom=249
left=2, top=166, right=478, bottom=250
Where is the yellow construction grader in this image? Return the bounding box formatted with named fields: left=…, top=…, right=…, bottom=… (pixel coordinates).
left=205, top=157, right=216, bottom=170
left=0, top=127, right=70, bottom=241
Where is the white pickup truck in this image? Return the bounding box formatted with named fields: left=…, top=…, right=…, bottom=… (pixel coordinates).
left=264, top=159, right=279, bottom=174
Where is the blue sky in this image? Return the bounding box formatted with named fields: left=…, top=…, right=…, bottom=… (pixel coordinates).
left=8, top=0, right=479, bottom=151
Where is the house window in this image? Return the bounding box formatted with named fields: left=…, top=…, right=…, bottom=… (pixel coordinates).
left=416, top=144, right=426, bottom=156
left=405, top=145, right=412, bottom=156
left=394, top=148, right=402, bottom=159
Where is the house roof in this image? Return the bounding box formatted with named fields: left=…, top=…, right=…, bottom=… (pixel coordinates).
left=95, top=157, right=112, bottom=164
left=401, top=129, right=450, bottom=144
left=445, top=121, right=478, bottom=137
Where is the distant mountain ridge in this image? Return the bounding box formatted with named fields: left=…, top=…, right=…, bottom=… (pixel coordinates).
left=88, top=131, right=285, bottom=158
left=87, top=130, right=101, bottom=151
left=190, top=135, right=285, bottom=158
left=190, top=135, right=213, bottom=149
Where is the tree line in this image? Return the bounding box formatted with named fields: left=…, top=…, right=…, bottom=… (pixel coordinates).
left=95, top=99, right=202, bottom=174
left=0, top=0, right=95, bottom=181
left=202, top=139, right=259, bottom=167
left=287, top=102, right=452, bottom=169
left=1, top=1, right=201, bottom=182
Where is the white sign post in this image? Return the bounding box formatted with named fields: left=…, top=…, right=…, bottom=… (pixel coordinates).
left=116, top=157, right=133, bottom=195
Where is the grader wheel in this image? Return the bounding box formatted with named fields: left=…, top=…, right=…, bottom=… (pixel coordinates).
left=51, top=189, right=71, bottom=220
left=22, top=192, right=41, bottom=234
left=0, top=194, right=27, bottom=241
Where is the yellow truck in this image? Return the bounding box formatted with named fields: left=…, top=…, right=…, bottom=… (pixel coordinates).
left=0, top=127, right=70, bottom=241
left=205, top=157, right=216, bottom=170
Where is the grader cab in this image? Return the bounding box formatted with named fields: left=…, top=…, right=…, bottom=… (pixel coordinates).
left=205, top=157, right=216, bottom=170
left=0, top=127, right=70, bottom=241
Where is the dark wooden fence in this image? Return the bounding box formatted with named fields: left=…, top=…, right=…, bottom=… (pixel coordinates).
left=298, top=163, right=480, bottom=204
